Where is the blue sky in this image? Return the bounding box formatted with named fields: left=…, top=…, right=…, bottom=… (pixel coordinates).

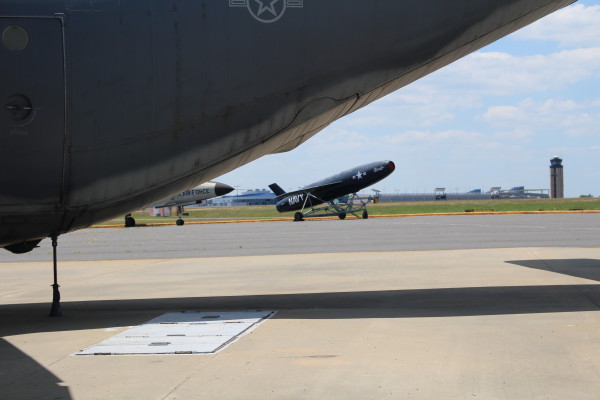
left=221, top=1, right=600, bottom=197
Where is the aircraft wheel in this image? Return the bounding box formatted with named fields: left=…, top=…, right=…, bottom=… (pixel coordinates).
left=362, top=210, right=368, bottom=219
left=294, top=212, right=304, bottom=222
left=176, top=219, right=184, bottom=226
left=338, top=212, right=346, bottom=220
left=125, top=216, right=136, bottom=227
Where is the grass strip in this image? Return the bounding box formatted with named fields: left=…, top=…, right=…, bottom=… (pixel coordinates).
left=92, top=198, right=600, bottom=226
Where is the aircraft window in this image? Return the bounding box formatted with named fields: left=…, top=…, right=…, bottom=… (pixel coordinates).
left=2, top=25, right=29, bottom=51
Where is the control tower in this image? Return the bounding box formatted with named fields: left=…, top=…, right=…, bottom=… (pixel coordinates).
left=550, top=157, right=564, bottom=198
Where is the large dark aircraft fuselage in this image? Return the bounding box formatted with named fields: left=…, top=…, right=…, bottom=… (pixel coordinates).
left=0, top=0, right=576, bottom=252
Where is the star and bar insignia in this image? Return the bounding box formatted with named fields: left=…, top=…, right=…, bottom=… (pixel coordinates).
left=229, top=0, right=303, bottom=23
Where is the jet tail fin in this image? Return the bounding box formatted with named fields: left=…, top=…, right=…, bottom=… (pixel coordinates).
left=269, top=183, right=286, bottom=196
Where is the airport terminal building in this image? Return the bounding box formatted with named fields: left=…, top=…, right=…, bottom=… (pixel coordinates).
left=203, top=186, right=550, bottom=208
left=205, top=189, right=277, bottom=207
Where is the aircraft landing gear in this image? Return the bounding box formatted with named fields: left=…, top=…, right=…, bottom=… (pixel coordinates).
left=49, top=235, right=63, bottom=317
left=294, top=212, right=304, bottom=222
left=175, top=206, right=186, bottom=226
left=362, top=210, right=368, bottom=219
left=338, top=212, right=346, bottom=220
left=124, top=214, right=136, bottom=227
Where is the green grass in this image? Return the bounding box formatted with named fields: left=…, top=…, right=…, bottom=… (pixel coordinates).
left=367, top=197, right=600, bottom=215
left=93, top=197, right=600, bottom=226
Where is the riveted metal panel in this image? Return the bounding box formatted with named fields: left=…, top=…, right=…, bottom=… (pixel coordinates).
left=0, top=17, right=65, bottom=205
left=75, top=311, right=275, bottom=356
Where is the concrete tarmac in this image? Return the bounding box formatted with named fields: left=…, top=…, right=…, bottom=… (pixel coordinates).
left=1, top=214, right=600, bottom=399
left=1, top=213, right=599, bottom=262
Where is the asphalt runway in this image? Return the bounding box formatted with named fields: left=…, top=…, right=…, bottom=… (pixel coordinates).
left=1, top=213, right=599, bottom=262
left=1, top=213, right=600, bottom=399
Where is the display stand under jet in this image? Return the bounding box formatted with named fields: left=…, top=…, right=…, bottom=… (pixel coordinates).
left=270, top=161, right=395, bottom=221
left=124, top=181, right=234, bottom=227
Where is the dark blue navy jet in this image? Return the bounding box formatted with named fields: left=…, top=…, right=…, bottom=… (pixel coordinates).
left=269, top=161, right=395, bottom=221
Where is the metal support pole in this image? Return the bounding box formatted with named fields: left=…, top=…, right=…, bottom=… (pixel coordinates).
left=49, top=235, right=63, bottom=317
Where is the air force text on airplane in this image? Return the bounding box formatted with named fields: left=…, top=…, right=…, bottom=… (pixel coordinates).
left=181, top=188, right=211, bottom=197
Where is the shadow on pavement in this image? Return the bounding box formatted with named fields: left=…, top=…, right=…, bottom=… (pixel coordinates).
left=1, top=284, right=599, bottom=337
left=0, top=338, right=71, bottom=400
left=506, top=258, right=600, bottom=282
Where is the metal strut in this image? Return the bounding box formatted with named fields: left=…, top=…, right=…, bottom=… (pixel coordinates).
left=49, top=235, right=63, bottom=317
left=298, top=192, right=368, bottom=220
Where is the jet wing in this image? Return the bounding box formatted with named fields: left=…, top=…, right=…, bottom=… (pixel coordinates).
left=153, top=200, right=197, bottom=208
left=275, top=181, right=343, bottom=200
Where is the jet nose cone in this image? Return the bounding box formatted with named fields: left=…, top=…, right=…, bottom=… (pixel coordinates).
left=215, top=182, right=235, bottom=196
left=387, top=161, right=395, bottom=172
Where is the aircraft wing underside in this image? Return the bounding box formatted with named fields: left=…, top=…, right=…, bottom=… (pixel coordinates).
left=275, top=181, right=344, bottom=201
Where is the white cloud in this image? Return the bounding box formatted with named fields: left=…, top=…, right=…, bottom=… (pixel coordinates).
left=482, top=98, right=600, bottom=137
left=307, top=129, right=372, bottom=152
left=436, top=47, right=600, bottom=95
left=344, top=91, right=460, bottom=129
left=484, top=98, right=581, bottom=122
left=383, top=130, right=483, bottom=144
left=492, top=129, right=534, bottom=141
left=514, top=4, right=600, bottom=48
left=339, top=44, right=600, bottom=132
left=483, top=105, right=528, bottom=122
left=346, top=47, right=600, bottom=122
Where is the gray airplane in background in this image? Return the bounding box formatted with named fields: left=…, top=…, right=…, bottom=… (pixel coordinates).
left=0, top=0, right=576, bottom=253
left=132, top=181, right=234, bottom=227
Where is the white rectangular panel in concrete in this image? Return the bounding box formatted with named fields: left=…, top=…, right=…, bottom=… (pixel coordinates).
left=75, top=310, right=275, bottom=356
